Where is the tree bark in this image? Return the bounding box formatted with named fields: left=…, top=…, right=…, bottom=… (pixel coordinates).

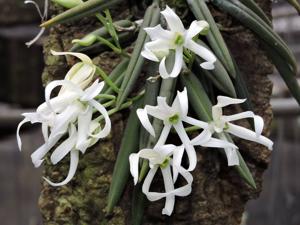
left=39, top=1, right=273, bottom=224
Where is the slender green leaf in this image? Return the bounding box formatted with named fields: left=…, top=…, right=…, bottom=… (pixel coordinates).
left=107, top=98, right=143, bottom=213
left=232, top=59, right=254, bottom=112
left=239, top=0, right=272, bottom=25
left=211, top=0, right=297, bottom=73
left=285, top=0, right=300, bottom=14
left=41, top=0, right=122, bottom=27
left=263, top=42, right=300, bottom=105
left=131, top=183, right=146, bottom=225
left=187, top=0, right=236, bottom=78
left=116, top=2, right=161, bottom=108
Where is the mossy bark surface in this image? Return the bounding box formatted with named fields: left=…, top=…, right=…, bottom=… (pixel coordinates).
left=39, top=1, right=273, bottom=224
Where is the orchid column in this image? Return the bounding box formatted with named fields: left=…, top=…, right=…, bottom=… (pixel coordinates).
left=39, top=1, right=273, bottom=225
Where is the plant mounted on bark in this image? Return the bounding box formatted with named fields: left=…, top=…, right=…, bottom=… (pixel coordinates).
left=17, top=0, right=300, bottom=224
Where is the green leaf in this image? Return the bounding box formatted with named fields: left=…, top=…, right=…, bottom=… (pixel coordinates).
left=239, top=0, right=272, bottom=25
left=232, top=59, right=254, bottom=113
left=116, top=2, right=161, bottom=108
left=52, top=0, right=83, bottom=9
left=263, top=42, right=300, bottom=105
left=180, top=70, right=256, bottom=188
left=187, top=0, right=236, bottom=78
left=235, top=150, right=257, bottom=189
left=106, top=98, right=143, bottom=213
left=41, top=0, right=122, bottom=27
left=211, top=0, right=297, bottom=74
left=285, top=0, right=300, bottom=15
left=131, top=184, right=146, bottom=225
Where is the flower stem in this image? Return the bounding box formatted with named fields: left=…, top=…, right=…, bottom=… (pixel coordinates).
left=96, top=94, right=116, bottom=100
left=96, top=66, right=120, bottom=93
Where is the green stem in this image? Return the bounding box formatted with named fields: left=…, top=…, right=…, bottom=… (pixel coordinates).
left=96, top=67, right=120, bottom=93
left=96, top=36, right=122, bottom=54
left=96, top=94, right=116, bottom=100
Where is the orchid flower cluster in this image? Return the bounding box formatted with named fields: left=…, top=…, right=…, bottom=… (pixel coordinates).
left=17, top=5, right=274, bottom=217
left=17, top=51, right=111, bottom=186
left=128, top=6, right=273, bottom=215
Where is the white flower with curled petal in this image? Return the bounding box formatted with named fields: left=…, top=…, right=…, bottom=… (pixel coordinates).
left=141, top=6, right=216, bottom=79
left=129, top=144, right=193, bottom=216
left=191, top=96, right=273, bottom=166
left=137, top=87, right=236, bottom=175
left=16, top=52, right=111, bottom=186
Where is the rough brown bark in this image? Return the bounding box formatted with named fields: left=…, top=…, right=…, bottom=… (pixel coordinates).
left=39, top=1, right=273, bottom=224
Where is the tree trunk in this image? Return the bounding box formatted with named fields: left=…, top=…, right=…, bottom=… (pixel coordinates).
left=39, top=1, right=273, bottom=224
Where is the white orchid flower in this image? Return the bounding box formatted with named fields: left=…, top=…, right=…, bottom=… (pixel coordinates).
left=141, top=6, right=216, bottom=79
left=17, top=52, right=111, bottom=186
left=192, top=96, right=273, bottom=166
left=17, top=79, right=111, bottom=168
left=137, top=87, right=234, bottom=174
left=129, top=145, right=193, bottom=216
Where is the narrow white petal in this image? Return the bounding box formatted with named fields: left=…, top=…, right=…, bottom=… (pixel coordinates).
left=224, top=147, right=240, bottom=166
left=185, top=40, right=216, bottom=70
left=142, top=166, right=165, bottom=201
left=139, top=149, right=164, bottom=166
left=37, top=91, right=79, bottom=114
left=171, top=166, right=193, bottom=197
left=144, top=25, right=173, bottom=41
left=76, top=106, right=93, bottom=152
left=129, top=153, right=140, bottom=185
left=42, top=123, right=49, bottom=142
left=227, top=123, right=273, bottom=150
left=186, top=20, right=209, bottom=39
left=80, top=80, right=104, bottom=101
left=51, top=125, right=77, bottom=165
left=45, top=80, right=82, bottom=113
left=154, top=125, right=171, bottom=147
left=49, top=103, right=82, bottom=141
left=137, top=108, right=155, bottom=137
left=157, top=144, right=176, bottom=157
left=31, top=128, right=66, bottom=167
left=51, top=50, right=93, bottom=64
left=174, top=122, right=197, bottom=171
left=216, top=96, right=246, bottom=108
left=201, top=137, right=238, bottom=149
left=172, top=145, right=185, bottom=182
left=89, top=99, right=111, bottom=139
left=44, top=149, right=79, bottom=186
left=142, top=39, right=171, bottom=62
left=190, top=128, right=212, bottom=146
left=161, top=6, right=185, bottom=33
left=16, top=118, right=30, bottom=150
left=159, top=47, right=183, bottom=78
left=141, top=48, right=160, bottom=62
left=31, top=143, right=50, bottom=168
left=184, top=116, right=209, bottom=129
left=172, top=87, right=188, bottom=118
left=161, top=165, right=175, bottom=216
left=222, top=111, right=264, bottom=136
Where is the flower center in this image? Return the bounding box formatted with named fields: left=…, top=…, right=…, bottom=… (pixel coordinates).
left=160, top=157, right=170, bottom=169
left=168, top=113, right=180, bottom=124
left=174, top=33, right=184, bottom=46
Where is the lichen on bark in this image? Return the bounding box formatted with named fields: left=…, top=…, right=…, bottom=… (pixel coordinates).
left=39, top=1, right=273, bottom=224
